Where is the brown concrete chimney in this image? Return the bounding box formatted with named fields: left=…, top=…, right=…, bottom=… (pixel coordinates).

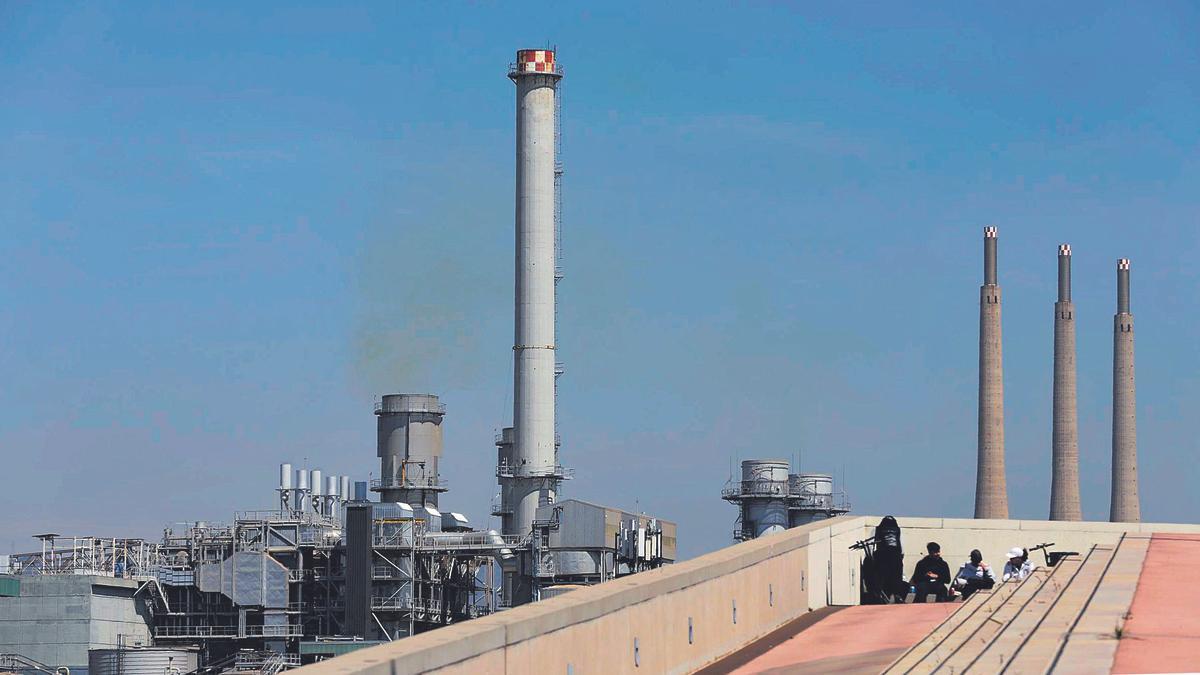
left=1110, top=258, right=1140, bottom=522
left=975, top=226, right=1009, bottom=518
left=1050, top=244, right=1081, bottom=520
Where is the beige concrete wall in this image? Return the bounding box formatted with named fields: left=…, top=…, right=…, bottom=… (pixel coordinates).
left=298, top=515, right=1200, bottom=675
left=299, top=516, right=866, bottom=675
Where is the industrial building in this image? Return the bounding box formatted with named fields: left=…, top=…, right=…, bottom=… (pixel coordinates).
left=722, top=459, right=850, bottom=541
left=0, top=49, right=674, bottom=673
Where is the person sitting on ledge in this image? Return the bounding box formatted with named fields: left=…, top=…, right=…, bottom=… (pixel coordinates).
left=909, top=541, right=951, bottom=602
left=954, top=549, right=996, bottom=600
left=1002, top=546, right=1034, bottom=582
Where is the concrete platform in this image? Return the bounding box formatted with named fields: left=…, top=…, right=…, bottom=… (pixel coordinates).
left=703, top=604, right=957, bottom=675
left=1113, top=534, right=1200, bottom=675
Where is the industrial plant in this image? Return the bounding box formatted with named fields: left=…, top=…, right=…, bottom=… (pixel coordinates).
left=0, top=45, right=1156, bottom=675
left=0, top=49, right=673, bottom=674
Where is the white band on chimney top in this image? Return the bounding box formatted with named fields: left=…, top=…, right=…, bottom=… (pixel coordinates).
left=1118, top=258, right=1130, bottom=270
left=1059, top=244, right=1071, bottom=255
left=984, top=226, right=998, bottom=237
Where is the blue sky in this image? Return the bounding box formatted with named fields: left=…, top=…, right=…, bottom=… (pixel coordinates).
left=2, top=2, right=1197, bottom=559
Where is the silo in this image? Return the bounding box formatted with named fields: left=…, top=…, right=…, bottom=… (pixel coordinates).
left=740, top=460, right=789, bottom=538
left=89, top=648, right=199, bottom=675
left=374, top=393, right=447, bottom=507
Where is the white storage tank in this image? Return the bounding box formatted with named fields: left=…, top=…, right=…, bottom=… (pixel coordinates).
left=89, top=647, right=199, bottom=675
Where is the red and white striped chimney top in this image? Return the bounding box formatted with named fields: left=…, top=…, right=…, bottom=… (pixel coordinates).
left=514, top=49, right=557, bottom=74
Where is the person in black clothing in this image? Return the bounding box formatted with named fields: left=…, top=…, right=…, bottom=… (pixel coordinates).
left=909, top=541, right=951, bottom=602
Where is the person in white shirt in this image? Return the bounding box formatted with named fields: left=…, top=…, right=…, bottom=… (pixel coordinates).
left=954, top=549, right=996, bottom=599
left=1002, top=546, right=1035, bottom=582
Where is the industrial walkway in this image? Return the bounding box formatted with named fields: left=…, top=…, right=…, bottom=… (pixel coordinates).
left=699, top=604, right=958, bottom=674
left=1112, top=533, right=1200, bottom=674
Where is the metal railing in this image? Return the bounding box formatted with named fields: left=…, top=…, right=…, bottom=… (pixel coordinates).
left=374, top=399, right=446, bottom=415
left=154, top=624, right=304, bottom=638
left=508, top=62, right=564, bottom=77
left=369, top=477, right=448, bottom=491
left=495, top=459, right=574, bottom=480
left=417, top=532, right=528, bottom=551
left=372, top=565, right=407, bottom=580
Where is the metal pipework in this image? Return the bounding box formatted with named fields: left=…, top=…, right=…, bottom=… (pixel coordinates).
left=975, top=225, right=1009, bottom=518
left=507, top=49, right=563, bottom=537
left=1117, top=258, right=1131, bottom=314
left=1050, top=244, right=1081, bottom=520
left=311, top=470, right=324, bottom=515
left=1111, top=258, right=1140, bottom=522
left=279, top=463, right=294, bottom=512
left=983, top=226, right=998, bottom=285
left=1058, top=244, right=1071, bottom=301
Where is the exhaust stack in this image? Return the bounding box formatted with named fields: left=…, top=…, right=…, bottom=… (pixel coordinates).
left=505, top=49, right=566, bottom=539
left=1110, top=259, right=1140, bottom=522
left=1050, top=244, right=1081, bottom=520
left=975, top=226, right=1009, bottom=518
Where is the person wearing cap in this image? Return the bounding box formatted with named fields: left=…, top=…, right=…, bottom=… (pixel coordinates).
left=909, top=541, right=952, bottom=602
left=954, top=549, right=996, bottom=600
left=1002, top=547, right=1034, bottom=582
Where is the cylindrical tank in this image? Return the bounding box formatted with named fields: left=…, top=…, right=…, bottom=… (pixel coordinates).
left=741, top=460, right=789, bottom=494
left=340, top=476, right=351, bottom=502
left=89, top=648, right=199, bottom=675
left=296, top=468, right=310, bottom=491
left=311, top=470, right=324, bottom=496
left=740, top=460, right=789, bottom=537
left=376, top=393, right=446, bottom=506
left=279, top=463, right=293, bottom=490
left=327, top=475, right=340, bottom=499
left=789, top=473, right=833, bottom=507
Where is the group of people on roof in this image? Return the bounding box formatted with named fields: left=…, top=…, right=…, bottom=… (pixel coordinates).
left=909, top=542, right=1035, bottom=602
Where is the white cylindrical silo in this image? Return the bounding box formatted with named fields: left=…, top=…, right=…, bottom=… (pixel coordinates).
left=507, top=48, right=563, bottom=538
left=327, top=475, right=339, bottom=500
left=340, top=475, right=351, bottom=502
left=311, top=470, right=324, bottom=496
left=296, top=468, right=310, bottom=491
left=279, top=463, right=293, bottom=490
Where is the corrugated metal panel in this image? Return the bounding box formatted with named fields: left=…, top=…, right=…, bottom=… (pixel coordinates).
left=0, top=576, right=19, bottom=597
left=343, top=504, right=372, bottom=637
left=89, top=648, right=198, bottom=675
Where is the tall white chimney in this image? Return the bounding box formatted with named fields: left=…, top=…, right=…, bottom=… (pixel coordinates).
left=506, top=49, right=564, bottom=537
